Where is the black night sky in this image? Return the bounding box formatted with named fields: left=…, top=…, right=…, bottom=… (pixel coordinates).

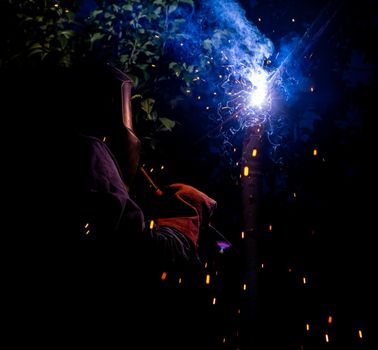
left=1, top=0, right=377, bottom=349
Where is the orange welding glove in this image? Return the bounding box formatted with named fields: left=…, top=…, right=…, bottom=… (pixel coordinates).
left=156, top=183, right=217, bottom=249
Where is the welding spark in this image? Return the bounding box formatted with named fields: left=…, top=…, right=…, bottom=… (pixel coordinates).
left=217, top=65, right=273, bottom=129
left=246, top=68, right=269, bottom=108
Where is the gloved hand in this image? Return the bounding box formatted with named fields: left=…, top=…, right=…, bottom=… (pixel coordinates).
left=155, top=183, right=217, bottom=249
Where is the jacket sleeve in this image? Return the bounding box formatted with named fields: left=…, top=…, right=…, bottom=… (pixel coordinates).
left=80, top=136, right=199, bottom=267
left=78, top=135, right=145, bottom=238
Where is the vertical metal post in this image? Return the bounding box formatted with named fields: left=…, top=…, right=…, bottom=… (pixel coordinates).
left=240, top=124, right=264, bottom=349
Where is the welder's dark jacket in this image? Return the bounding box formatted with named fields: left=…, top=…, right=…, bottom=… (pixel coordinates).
left=68, top=132, right=197, bottom=265
left=3, top=70, right=210, bottom=348
left=12, top=132, right=208, bottom=349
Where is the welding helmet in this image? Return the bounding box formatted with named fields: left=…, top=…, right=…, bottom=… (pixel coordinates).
left=105, top=64, right=141, bottom=190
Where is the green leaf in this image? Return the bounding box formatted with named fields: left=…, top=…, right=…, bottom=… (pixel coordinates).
left=28, top=50, right=43, bottom=57
left=141, top=41, right=153, bottom=49
left=112, top=4, right=120, bottom=12
left=154, top=7, right=162, bottom=15
left=60, top=30, right=75, bottom=39
left=90, top=32, right=105, bottom=43
left=168, top=4, right=178, bottom=14
left=90, top=9, right=103, bottom=18
left=153, top=0, right=165, bottom=5
left=120, top=54, right=129, bottom=64
left=104, top=12, right=115, bottom=19
left=141, top=98, right=155, bottom=117
left=29, top=43, right=43, bottom=50
left=159, top=117, right=176, bottom=131
left=168, top=61, right=182, bottom=77
left=19, top=15, right=33, bottom=22
left=122, top=4, right=133, bottom=11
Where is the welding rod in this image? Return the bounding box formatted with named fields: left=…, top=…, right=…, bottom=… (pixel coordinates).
left=139, top=167, right=164, bottom=197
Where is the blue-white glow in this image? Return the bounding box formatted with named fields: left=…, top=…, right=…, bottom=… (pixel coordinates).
left=246, top=69, right=269, bottom=108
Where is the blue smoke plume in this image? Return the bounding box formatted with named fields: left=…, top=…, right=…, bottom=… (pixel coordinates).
left=77, top=0, right=309, bottom=167
left=175, top=0, right=276, bottom=127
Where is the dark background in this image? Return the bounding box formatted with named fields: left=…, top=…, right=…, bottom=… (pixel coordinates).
left=1, top=0, right=376, bottom=349
left=155, top=1, right=377, bottom=348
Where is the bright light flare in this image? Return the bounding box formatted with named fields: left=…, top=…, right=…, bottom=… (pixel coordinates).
left=247, top=69, right=269, bottom=108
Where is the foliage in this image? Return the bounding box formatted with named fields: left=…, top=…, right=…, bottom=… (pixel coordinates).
left=1, top=1, right=80, bottom=67
left=1, top=0, right=251, bottom=164
left=1, top=0, right=200, bottom=153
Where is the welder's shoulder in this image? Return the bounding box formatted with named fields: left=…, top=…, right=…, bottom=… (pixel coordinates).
left=75, top=134, right=115, bottom=159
